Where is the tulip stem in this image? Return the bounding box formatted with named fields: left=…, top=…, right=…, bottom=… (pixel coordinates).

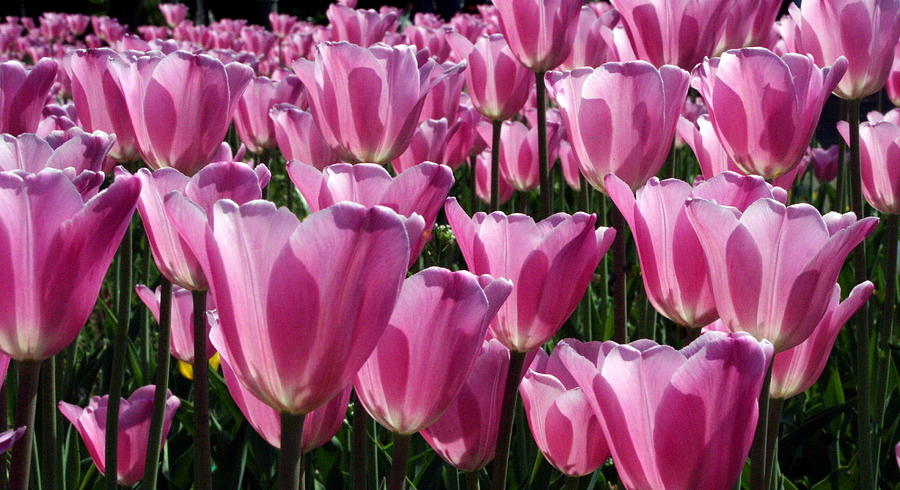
left=9, top=360, right=42, bottom=490
left=874, top=212, right=898, bottom=480
left=563, top=476, right=580, bottom=490
left=351, top=393, right=369, bottom=490
left=490, top=350, right=527, bottom=490
left=750, top=361, right=773, bottom=490
left=490, top=120, right=502, bottom=211
left=610, top=206, right=628, bottom=343
left=192, top=290, right=212, bottom=490
left=39, top=357, right=59, bottom=490
left=388, top=433, right=411, bottom=490
left=535, top=71, right=551, bottom=219
left=141, top=277, right=173, bottom=490
left=278, top=412, right=306, bottom=490
left=764, top=397, right=784, bottom=488
left=464, top=471, right=480, bottom=490
left=470, top=156, right=479, bottom=212
left=847, top=99, right=873, bottom=490
left=106, top=221, right=133, bottom=490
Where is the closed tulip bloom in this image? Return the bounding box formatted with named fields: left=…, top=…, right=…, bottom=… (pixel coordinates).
left=393, top=118, right=457, bottom=173
left=556, top=332, right=772, bottom=490
left=0, top=59, right=58, bottom=136
left=788, top=0, right=900, bottom=100
left=0, top=169, right=139, bottom=360
left=888, top=43, right=900, bottom=106
left=443, top=105, right=485, bottom=170
left=445, top=197, right=616, bottom=352
left=477, top=120, right=560, bottom=191
left=159, top=3, right=188, bottom=27
left=355, top=268, right=512, bottom=434
left=419, top=61, right=466, bottom=123
left=421, top=339, right=510, bottom=472
left=446, top=33, right=533, bottom=121
left=837, top=114, right=900, bottom=215
left=59, top=386, right=180, bottom=486
left=558, top=140, right=582, bottom=191
left=677, top=114, right=737, bottom=179
left=559, top=6, right=620, bottom=71
left=269, top=104, right=339, bottom=170
left=519, top=348, right=609, bottom=477
left=326, top=4, right=398, bottom=47
left=693, top=48, right=846, bottom=179
left=233, top=75, right=304, bottom=154
left=547, top=62, right=690, bottom=192
left=165, top=199, right=413, bottom=414
left=0, top=428, right=24, bottom=454
left=610, top=0, right=734, bottom=69
left=809, top=145, right=841, bottom=182
left=491, top=0, right=581, bottom=72
left=113, top=50, right=254, bottom=175
left=222, top=361, right=351, bottom=452
left=135, top=284, right=216, bottom=364
left=475, top=150, right=513, bottom=205
left=293, top=42, right=463, bottom=164
left=686, top=197, right=878, bottom=352
left=606, top=171, right=785, bottom=329
left=715, top=0, right=782, bottom=54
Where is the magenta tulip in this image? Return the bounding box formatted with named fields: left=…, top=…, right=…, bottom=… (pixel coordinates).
left=233, top=75, right=304, bottom=154
left=59, top=386, right=180, bottom=486
left=113, top=50, right=254, bottom=175
left=293, top=42, right=463, bottom=164
left=686, top=197, right=878, bottom=352
left=269, top=104, right=339, bottom=170
left=158, top=3, right=188, bottom=28
left=787, top=0, right=900, bottom=100
left=477, top=120, right=560, bottom=192
left=837, top=112, right=900, bottom=215
left=445, top=197, right=615, bottom=352
left=0, top=428, right=24, bottom=454
left=222, top=361, right=351, bottom=452
left=558, top=6, right=620, bottom=71
left=0, top=169, right=139, bottom=360
left=556, top=333, right=772, bottom=490
left=0, top=59, right=58, bottom=136
left=547, top=62, right=690, bottom=192
left=519, top=348, right=609, bottom=477
left=888, top=42, right=900, bottom=106
left=490, top=0, right=582, bottom=72
left=809, top=145, right=841, bottom=183
left=326, top=4, right=398, bottom=47
left=135, top=284, right=216, bottom=364
left=392, top=118, right=456, bottom=173
left=421, top=339, right=510, bottom=472
left=475, top=150, right=513, bottom=205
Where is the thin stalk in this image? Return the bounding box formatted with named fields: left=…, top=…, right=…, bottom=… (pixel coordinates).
left=847, top=99, right=873, bottom=490
left=877, top=214, right=898, bottom=414
left=535, top=71, right=551, bottom=218
left=490, top=120, right=502, bottom=210
left=610, top=206, right=628, bottom=343
left=303, top=451, right=315, bottom=490
left=489, top=350, right=527, bottom=490
left=836, top=101, right=848, bottom=212
left=141, top=277, right=173, bottom=489
left=470, top=156, right=478, bottom=212
left=388, top=433, right=411, bottom=490
left=40, top=357, right=59, bottom=490
left=192, top=291, right=211, bottom=490
left=765, top=397, right=785, bottom=488
left=9, top=360, right=42, bottom=490
left=464, top=471, right=480, bottom=490
left=750, top=362, right=773, bottom=490
left=564, top=476, right=580, bottom=490
left=106, top=221, right=133, bottom=490
left=278, top=412, right=306, bottom=490
left=351, top=393, right=368, bottom=490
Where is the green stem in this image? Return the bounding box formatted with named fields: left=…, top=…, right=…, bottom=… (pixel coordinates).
left=490, top=120, right=502, bottom=211
left=9, top=360, right=42, bottom=490
left=563, top=475, right=580, bottom=490
left=765, top=397, right=785, bottom=488
left=489, top=350, right=527, bottom=490
left=40, top=357, right=59, bottom=490
left=535, top=71, right=551, bottom=219
left=470, top=156, right=478, bottom=213
left=141, top=277, right=173, bottom=489
left=877, top=214, right=898, bottom=417
left=610, top=205, right=628, bottom=343
left=464, top=471, right=480, bottom=490
left=750, top=361, right=773, bottom=490
left=106, top=221, right=133, bottom=490
left=351, top=393, right=368, bottom=490
left=192, top=291, right=211, bottom=490
left=836, top=101, right=848, bottom=212
left=388, top=433, right=411, bottom=490
left=278, top=412, right=305, bottom=490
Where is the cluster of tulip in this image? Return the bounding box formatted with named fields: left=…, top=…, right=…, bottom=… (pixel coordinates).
left=0, top=0, right=898, bottom=488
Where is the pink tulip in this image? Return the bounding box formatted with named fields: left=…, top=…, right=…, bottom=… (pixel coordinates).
left=474, top=150, right=513, bottom=205
left=477, top=120, right=560, bottom=192
left=606, top=171, right=785, bottom=328
left=113, top=50, right=254, bottom=175
left=288, top=161, right=450, bottom=265
left=519, top=348, right=609, bottom=477
left=686, top=197, right=878, bottom=352
left=392, top=118, right=456, bottom=173
left=326, top=5, right=398, bottom=47
left=269, top=13, right=297, bottom=37
left=233, top=75, right=304, bottom=154
left=405, top=25, right=452, bottom=63
left=269, top=104, right=339, bottom=170
left=610, top=0, right=734, bottom=69
left=355, top=268, right=512, bottom=434
left=0, top=169, right=139, bottom=360
left=165, top=198, right=414, bottom=415
left=0, top=428, right=24, bottom=454
left=788, top=0, right=900, bottom=100
left=677, top=114, right=737, bottom=179
left=556, top=332, right=772, bottom=490
left=222, top=361, right=351, bottom=452
left=547, top=62, right=690, bottom=192
left=559, top=6, right=620, bottom=71
left=59, top=386, right=180, bottom=486
left=293, top=42, right=462, bottom=164
left=421, top=339, right=510, bottom=472
left=491, top=0, right=582, bottom=72
left=715, top=0, right=781, bottom=54
left=419, top=60, right=466, bottom=123
left=159, top=3, right=188, bottom=28
left=837, top=113, right=900, bottom=215
left=888, top=42, right=900, bottom=106
left=445, top=197, right=615, bottom=352
left=135, top=284, right=216, bottom=364
left=558, top=140, right=582, bottom=191
left=0, top=58, right=58, bottom=136
left=446, top=32, right=533, bottom=121
left=443, top=104, right=485, bottom=169
left=693, top=48, right=846, bottom=179
left=809, top=145, right=841, bottom=182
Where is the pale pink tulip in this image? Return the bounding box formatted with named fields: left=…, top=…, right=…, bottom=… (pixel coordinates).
left=269, top=104, right=339, bottom=170
left=233, top=75, right=304, bottom=154
left=392, top=118, right=457, bottom=173
left=837, top=113, right=900, bottom=214
left=559, top=6, right=620, bottom=71
left=0, top=58, right=58, bottom=136
left=491, top=0, right=582, bottom=72
left=477, top=120, right=560, bottom=192
left=159, top=3, right=188, bottom=28
left=135, top=284, right=216, bottom=364
left=474, top=150, right=513, bottom=205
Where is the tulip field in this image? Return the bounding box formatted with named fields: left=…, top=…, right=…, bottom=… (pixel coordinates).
left=0, top=0, right=899, bottom=489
